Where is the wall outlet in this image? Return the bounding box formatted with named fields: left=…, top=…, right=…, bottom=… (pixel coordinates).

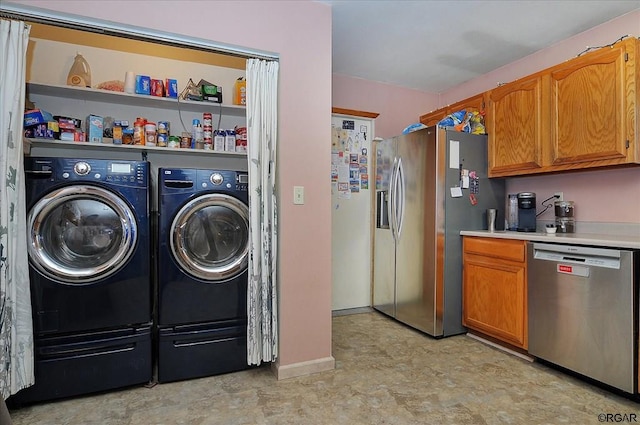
left=554, top=192, right=563, bottom=201
left=293, top=186, right=305, bottom=205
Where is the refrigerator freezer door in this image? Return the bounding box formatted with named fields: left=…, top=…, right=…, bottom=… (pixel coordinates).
left=441, top=129, right=504, bottom=336
left=394, top=129, right=432, bottom=332
left=373, top=138, right=396, bottom=317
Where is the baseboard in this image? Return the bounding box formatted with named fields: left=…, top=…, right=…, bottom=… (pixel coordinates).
left=466, top=332, right=534, bottom=362
left=272, top=356, right=335, bottom=380
left=332, top=306, right=373, bottom=317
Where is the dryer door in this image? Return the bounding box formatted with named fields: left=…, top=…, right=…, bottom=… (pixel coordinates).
left=170, top=193, right=249, bottom=282
left=28, top=185, right=138, bottom=285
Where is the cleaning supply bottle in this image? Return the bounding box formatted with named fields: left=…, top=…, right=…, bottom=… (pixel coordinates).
left=192, top=119, right=203, bottom=149
left=67, top=52, right=92, bottom=88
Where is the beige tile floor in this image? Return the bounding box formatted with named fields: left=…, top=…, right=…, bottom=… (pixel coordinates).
left=9, top=312, right=640, bottom=424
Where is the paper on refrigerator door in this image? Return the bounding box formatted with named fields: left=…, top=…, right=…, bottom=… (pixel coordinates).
left=338, top=164, right=351, bottom=198
left=450, top=186, right=463, bottom=198
left=449, top=140, right=459, bottom=169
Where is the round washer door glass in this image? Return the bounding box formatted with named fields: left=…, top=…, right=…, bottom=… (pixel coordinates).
left=28, top=185, right=138, bottom=285
left=171, top=193, right=249, bottom=282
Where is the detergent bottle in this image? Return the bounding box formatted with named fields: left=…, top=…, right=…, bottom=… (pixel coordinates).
left=67, top=52, right=92, bottom=88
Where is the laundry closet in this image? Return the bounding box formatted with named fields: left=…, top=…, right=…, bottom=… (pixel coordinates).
left=12, top=21, right=254, bottom=404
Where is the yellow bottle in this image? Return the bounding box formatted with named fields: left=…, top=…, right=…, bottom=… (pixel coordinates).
left=67, top=52, right=92, bottom=88
left=234, top=77, right=246, bottom=105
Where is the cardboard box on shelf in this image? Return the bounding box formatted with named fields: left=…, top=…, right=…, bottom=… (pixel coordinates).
left=24, top=122, right=58, bottom=139
left=151, top=79, right=164, bottom=97
left=59, top=130, right=84, bottom=142
left=85, top=115, right=103, bottom=143
left=135, top=75, right=151, bottom=95
left=202, top=85, right=222, bottom=103
left=165, top=79, right=178, bottom=98
left=198, top=79, right=223, bottom=103
left=112, top=126, right=123, bottom=144
left=24, top=109, right=54, bottom=127
left=235, top=126, right=247, bottom=153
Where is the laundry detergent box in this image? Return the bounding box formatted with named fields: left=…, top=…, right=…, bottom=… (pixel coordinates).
left=85, top=114, right=104, bottom=143
left=24, top=109, right=54, bottom=127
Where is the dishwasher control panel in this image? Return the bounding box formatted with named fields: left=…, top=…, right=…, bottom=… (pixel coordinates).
left=533, top=243, right=622, bottom=269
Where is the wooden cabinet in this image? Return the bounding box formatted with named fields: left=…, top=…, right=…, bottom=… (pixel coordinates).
left=487, top=76, right=546, bottom=175
left=419, top=93, right=487, bottom=128
left=488, top=37, right=639, bottom=177
left=550, top=39, right=636, bottom=167
left=462, top=237, right=527, bottom=349
left=420, top=109, right=446, bottom=128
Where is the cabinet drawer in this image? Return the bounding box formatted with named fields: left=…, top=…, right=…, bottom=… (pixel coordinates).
left=463, top=237, right=525, bottom=262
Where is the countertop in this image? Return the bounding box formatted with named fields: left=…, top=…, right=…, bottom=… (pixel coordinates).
left=460, top=230, right=640, bottom=250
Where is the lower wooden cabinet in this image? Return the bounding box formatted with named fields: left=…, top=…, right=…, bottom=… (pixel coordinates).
left=462, top=237, right=527, bottom=349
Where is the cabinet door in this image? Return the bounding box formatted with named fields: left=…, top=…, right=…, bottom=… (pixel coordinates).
left=487, top=76, right=546, bottom=177
left=463, top=255, right=527, bottom=348
left=550, top=39, right=635, bottom=166
left=462, top=238, right=527, bottom=349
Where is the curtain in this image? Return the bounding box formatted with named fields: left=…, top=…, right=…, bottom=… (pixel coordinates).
left=0, top=19, right=33, bottom=399
left=246, top=59, right=279, bottom=365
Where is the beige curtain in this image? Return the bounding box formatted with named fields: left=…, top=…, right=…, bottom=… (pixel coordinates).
left=246, top=58, right=279, bottom=365
left=0, top=18, right=34, bottom=399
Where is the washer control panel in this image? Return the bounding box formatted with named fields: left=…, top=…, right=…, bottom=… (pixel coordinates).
left=27, top=158, right=148, bottom=186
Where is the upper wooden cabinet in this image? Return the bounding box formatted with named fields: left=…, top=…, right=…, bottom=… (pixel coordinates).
left=487, top=75, right=546, bottom=175
left=419, top=93, right=487, bottom=128
left=550, top=39, right=635, bottom=166
left=420, top=109, right=446, bottom=128
left=488, top=37, right=639, bottom=177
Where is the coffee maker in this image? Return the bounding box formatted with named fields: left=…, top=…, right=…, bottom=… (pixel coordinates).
left=517, top=192, right=536, bottom=232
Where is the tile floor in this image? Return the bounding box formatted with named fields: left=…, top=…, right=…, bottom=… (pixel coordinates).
left=9, top=312, right=640, bottom=424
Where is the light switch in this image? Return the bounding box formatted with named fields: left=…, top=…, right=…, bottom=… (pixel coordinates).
left=293, top=186, right=304, bottom=205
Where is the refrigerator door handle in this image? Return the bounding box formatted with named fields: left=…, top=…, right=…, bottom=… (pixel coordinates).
left=396, top=157, right=405, bottom=238
left=389, top=156, right=398, bottom=239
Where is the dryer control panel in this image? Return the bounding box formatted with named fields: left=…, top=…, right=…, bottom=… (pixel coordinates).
left=161, top=169, right=248, bottom=192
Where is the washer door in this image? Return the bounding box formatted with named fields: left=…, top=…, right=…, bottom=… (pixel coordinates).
left=28, top=185, right=138, bottom=285
left=171, top=193, right=249, bottom=282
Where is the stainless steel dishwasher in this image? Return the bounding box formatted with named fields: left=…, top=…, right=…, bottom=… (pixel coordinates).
left=528, top=242, right=638, bottom=394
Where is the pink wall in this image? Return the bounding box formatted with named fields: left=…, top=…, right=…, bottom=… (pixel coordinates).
left=10, top=0, right=333, bottom=368
left=508, top=168, right=640, bottom=223
left=332, top=73, right=438, bottom=138
left=333, top=11, right=640, bottom=225
left=441, top=11, right=640, bottom=106
left=441, top=11, right=640, bottom=224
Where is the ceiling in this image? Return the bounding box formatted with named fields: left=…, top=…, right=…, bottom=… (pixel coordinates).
left=321, top=0, right=640, bottom=93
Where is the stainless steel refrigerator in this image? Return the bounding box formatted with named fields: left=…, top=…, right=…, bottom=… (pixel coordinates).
left=373, top=126, right=504, bottom=337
